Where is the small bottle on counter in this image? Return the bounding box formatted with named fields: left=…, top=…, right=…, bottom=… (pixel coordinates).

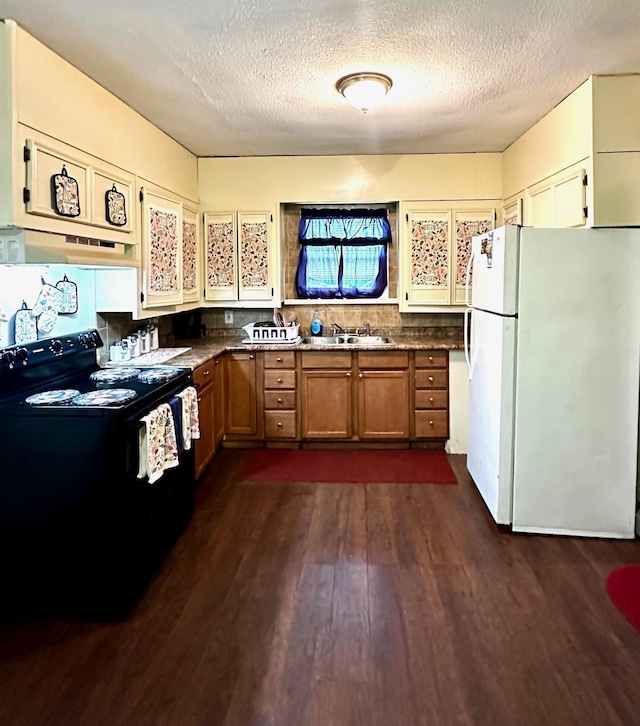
left=310, top=308, right=323, bottom=337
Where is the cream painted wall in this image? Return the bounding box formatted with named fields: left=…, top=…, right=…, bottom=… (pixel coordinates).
left=0, top=22, right=15, bottom=226
left=13, top=23, right=198, bottom=202
left=446, top=351, right=469, bottom=455
left=502, top=78, right=593, bottom=200
left=198, top=153, right=503, bottom=209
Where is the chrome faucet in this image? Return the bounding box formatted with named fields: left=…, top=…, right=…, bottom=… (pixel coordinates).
left=362, top=322, right=370, bottom=336
left=331, top=322, right=344, bottom=335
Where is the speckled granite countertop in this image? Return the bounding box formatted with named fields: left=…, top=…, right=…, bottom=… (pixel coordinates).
left=169, top=328, right=463, bottom=370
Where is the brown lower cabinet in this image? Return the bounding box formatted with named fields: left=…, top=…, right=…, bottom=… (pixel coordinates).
left=225, top=352, right=261, bottom=439
left=193, top=359, right=217, bottom=478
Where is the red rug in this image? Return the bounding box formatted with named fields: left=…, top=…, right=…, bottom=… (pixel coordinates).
left=242, top=449, right=458, bottom=484
left=606, top=566, right=640, bottom=632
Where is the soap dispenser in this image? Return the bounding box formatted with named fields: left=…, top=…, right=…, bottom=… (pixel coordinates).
left=310, top=308, right=323, bottom=337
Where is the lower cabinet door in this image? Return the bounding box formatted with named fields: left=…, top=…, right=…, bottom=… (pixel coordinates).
left=226, top=354, right=258, bottom=437
left=301, top=370, right=352, bottom=439
left=358, top=370, right=410, bottom=439
left=195, top=384, right=215, bottom=477
left=213, top=357, right=226, bottom=445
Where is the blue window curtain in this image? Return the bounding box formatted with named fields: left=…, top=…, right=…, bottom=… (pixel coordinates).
left=295, top=208, right=390, bottom=298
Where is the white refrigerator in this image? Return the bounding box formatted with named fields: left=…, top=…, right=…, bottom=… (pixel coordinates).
left=465, top=225, right=640, bottom=538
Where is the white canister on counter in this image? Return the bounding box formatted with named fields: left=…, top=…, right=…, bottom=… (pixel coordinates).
left=110, top=344, right=126, bottom=362
left=128, top=333, right=140, bottom=357
left=149, top=324, right=159, bottom=350
left=139, top=328, right=150, bottom=354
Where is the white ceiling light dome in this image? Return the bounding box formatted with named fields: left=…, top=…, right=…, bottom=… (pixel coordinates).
left=336, top=72, right=393, bottom=113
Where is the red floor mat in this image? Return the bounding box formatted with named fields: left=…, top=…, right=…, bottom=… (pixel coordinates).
left=606, top=565, right=640, bottom=632
left=242, top=449, right=458, bottom=484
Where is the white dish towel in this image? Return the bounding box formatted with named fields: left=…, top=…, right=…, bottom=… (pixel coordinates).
left=177, top=386, right=201, bottom=450
left=138, top=403, right=180, bottom=484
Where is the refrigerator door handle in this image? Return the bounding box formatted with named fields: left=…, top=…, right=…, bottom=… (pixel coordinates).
left=464, top=307, right=473, bottom=379
left=465, top=245, right=475, bottom=308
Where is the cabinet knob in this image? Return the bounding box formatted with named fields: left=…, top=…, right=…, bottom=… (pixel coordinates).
left=277, top=422, right=283, bottom=427
left=277, top=398, right=283, bottom=403
left=197, top=397, right=202, bottom=403
left=358, top=373, right=363, bottom=379
left=346, top=372, right=351, bottom=377
left=249, top=354, right=254, bottom=360
left=429, top=420, right=434, bottom=426
left=215, top=359, right=220, bottom=365
left=429, top=397, right=434, bottom=403
left=277, top=377, right=283, bottom=383
left=428, top=376, right=434, bottom=382
left=203, top=370, right=210, bottom=376
left=276, top=357, right=282, bottom=362
left=428, top=355, right=433, bottom=362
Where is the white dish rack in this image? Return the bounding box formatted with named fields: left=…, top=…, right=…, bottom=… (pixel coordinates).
left=242, top=323, right=300, bottom=344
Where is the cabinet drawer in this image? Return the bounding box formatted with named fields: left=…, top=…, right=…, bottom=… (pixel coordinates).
left=358, top=351, right=408, bottom=369
left=263, top=351, right=295, bottom=369
left=301, top=351, right=351, bottom=369
left=265, top=410, right=297, bottom=438
left=193, top=360, right=216, bottom=389
left=415, top=390, right=448, bottom=409
left=415, top=351, right=448, bottom=369
left=415, top=369, right=448, bottom=389
left=264, top=370, right=296, bottom=389
left=264, top=390, right=296, bottom=410
left=415, top=410, right=448, bottom=438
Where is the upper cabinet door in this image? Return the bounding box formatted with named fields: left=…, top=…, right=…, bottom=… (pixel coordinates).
left=502, top=198, right=523, bottom=226
left=182, top=205, right=201, bottom=303
left=204, top=212, right=238, bottom=301
left=452, top=208, right=495, bottom=305
left=238, top=211, right=272, bottom=301
left=526, top=166, right=586, bottom=228
left=25, top=138, right=91, bottom=224
left=90, top=160, right=135, bottom=234
left=141, top=190, right=183, bottom=308
left=406, top=209, right=452, bottom=306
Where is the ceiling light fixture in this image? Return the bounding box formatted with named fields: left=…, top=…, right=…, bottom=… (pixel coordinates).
left=336, top=72, right=393, bottom=113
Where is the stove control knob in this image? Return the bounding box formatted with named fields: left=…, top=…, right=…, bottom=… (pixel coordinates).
left=49, top=340, right=64, bottom=355
left=1, top=350, right=16, bottom=369
left=15, top=347, right=29, bottom=366
left=77, top=334, right=87, bottom=347
left=87, top=331, right=99, bottom=347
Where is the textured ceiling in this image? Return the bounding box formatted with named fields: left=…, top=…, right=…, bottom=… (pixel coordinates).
left=1, top=0, right=640, bottom=157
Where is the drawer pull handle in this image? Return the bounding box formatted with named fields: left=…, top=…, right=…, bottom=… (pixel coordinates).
left=429, top=397, right=434, bottom=403
left=277, top=422, right=283, bottom=427
left=277, top=377, right=283, bottom=383
left=428, top=355, right=433, bottom=362
left=428, top=376, right=434, bottom=382
left=277, top=398, right=283, bottom=403
left=276, top=357, right=282, bottom=362
left=346, top=372, right=351, bottom=377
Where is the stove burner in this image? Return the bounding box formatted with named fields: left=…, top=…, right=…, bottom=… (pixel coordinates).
left=71, top=388, right=138, bottom=407
left=137, top=367, right=182, bottom=384
left=25, top=389, right=81, bottom=406
left=89, top=367, right=142, bottom=383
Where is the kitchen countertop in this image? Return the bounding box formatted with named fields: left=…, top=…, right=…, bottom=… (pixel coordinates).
left=169, top=328, right=464, bottom=370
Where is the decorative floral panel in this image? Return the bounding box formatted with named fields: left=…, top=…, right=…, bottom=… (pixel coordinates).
left=182, top=220, right=197, bottom=293
left=149, top=207, right=179, bottom=294
left=503, top=211, right=519, bottom=226
left=411, top=218, right=449, bottom=288
left=240, top=219, right=269, bottom=289
left=207, top=220, right=235, bottom=289
left=455, top=218, right=492, bottom=287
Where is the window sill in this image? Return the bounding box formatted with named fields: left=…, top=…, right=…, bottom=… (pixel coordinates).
left=283, top=298, right=399, bottom=306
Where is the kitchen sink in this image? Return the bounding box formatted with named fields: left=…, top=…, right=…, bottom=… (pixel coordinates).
left=299, top=335, right=394, bottom=346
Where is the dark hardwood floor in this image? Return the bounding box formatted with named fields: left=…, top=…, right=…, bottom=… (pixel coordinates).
left=2, top=451, right=640, bottom=725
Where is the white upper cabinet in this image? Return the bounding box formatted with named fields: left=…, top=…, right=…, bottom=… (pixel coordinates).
left=204, top=210, right=274, bottom=305
left=525, top=165, right=586, bottom=228
left=401, top=202, right=497, bottom=310
left=141, top=188, right=183, bottom=308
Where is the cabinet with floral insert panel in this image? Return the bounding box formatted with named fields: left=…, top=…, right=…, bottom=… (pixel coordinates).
left=140, top=187, right=183, bottom=308
left=204, top=210, right=275, bottom=305
left=399, top=201, right=498, bottom=310
left=181, top=204, right=201, bottom=304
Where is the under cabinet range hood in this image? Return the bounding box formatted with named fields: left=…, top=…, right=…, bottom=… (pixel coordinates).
left=0, top=227, right=139, bottom=267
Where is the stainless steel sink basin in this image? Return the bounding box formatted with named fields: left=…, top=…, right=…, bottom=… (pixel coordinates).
left=299, top=335, right=394, bottom=346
